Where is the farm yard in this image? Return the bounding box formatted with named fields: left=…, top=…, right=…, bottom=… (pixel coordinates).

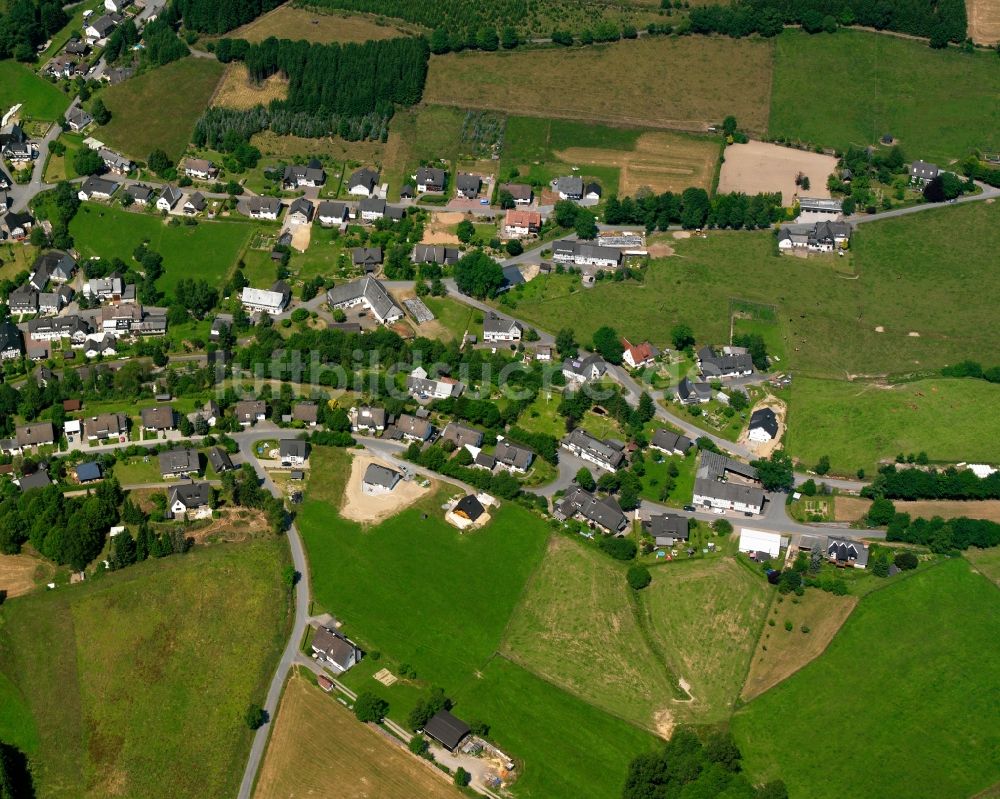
left=98, top=57, right=225, bottom=161
left=733, top=559, right=1000, bottom=799
left=230, top=4, right=423, bottom=43
left=211, top=63, right=288, bottom=110
left=254, top=673, right=464, bottom=799
left=717, top=139, right=837, bottom=204
left=0, top=540, right=290, bottom=799
left=769, top=29, right=1000, bottom=163
left=425, top=36, right=773, bottom=133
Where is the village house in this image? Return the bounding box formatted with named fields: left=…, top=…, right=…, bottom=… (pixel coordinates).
left=100, top=303, right=143, bottom=332
left=552, top=240, right=621, bottom=269
left=414, top=166, right=446, bottom=193
left=28, top=315, right=91, bottom=343
left=85, top=14, right=120, bottom=44
left=350, top=405, right=386, bottom=434
left=562, top=354, right=607, bottom=384
left=502, top=183, right=533, bottom=205
left=483, top=311, right=522, bottom=343
left=406, top=366, right=464, bottom=400
left=562, top=428, right=626, bottom=472
left=291, top=401, right=319, bottom=427
left=183, top=192, right=206, bottom=215
left=554, top=176, right=584, bottom=200
left=166, top=482, right=212, bottom=520
left=122, top=183, right=153, bottom=206
left=441, top=422, right=483, bottom=450
left=83, top=412, right=128, bottom=441
left=5, top=423, right=56, bottom=455
left=159, top=448, right=200, bottom=478
left=18, top=471, right=52, bottom=492
left=621, top=337, right=658, bottom=369
left=693, top=451, right=765, bottom=515
left=34, top=251, right=76, bottom=284
left=358, top=197, right=386, bottom=222
left=83, top=274, right=124, bottom=302
left=394, top=413, right=434, bottom=442
left=279, top=439, right=309, bottom=466
left=910, top=160, right=939, bottom=184
left=207, top=446, right=234, bottom=473
left=698, top=346, right=753, bottom=379
left=3, top=210, right=34, bottom=240
left=347, top=167, right=379, bottom=197
left=748, top=408, right=779, bottom=443
left=449, top=494, right=487, bottom=527
left=351, top=247, right=382, bottom=272
left=245, top=196, right=281, bottom=221
left=455, top=173, right=481, bottom=199
left=361, top=463, right=402, bottom=495
left=140, top=405, right=175, bottom=432
left=241, top=281, right=291, bottom=315
left=8, top=285, right=38, bottom=314
left=66, top=106, right=93, bottom=131
left=826, top=537, right=869, bottom=569
left=326, top=277, right=403, bottom=325
left=234, top=400, right=267, bottom=426
left=0, top=124, right=33, bottom=161
left=283, top=160, right=326, bottom=188
left=78, top=176, right=119, bottom=201
left=494, top=440, right=534, bottom=473
left=316, top=201, right=348, bottom=227
left=503, top=208, right=541, bottom=239
left=75, top=462, right=102, bottom=483
left=411, top=244, right=459, bottom=266
left=650, top=429, right=694, bottom=456
left=644, top=513, right=690, bottom=547
left=676, top=376, right=712, bottom=405
left=287, top=197, right=313, bottom=224
left=98, top=148, right=132, bottom=175
left=554, top=486, right=628, bottom=534
left=183, top=158, right=218, bottom=180
left=311, top=626, right=361, bottom=673
left=777, top=221, right=852, bottom=253
left=155, top=185, right=182, bottom=212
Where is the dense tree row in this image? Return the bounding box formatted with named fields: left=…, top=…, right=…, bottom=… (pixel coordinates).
left=883, top=508, right=1000, bottom=552
left=960, top=156, right=1000, bottom=188
left=692, top=0, right=967, bottom=44
left=605, top=189, right=784, bottom=230
left=862, top=464, right=1000, bottom=501
left=174, top=0, right=284, bottom=34
left=193, top=105, right=392, bottom=146
left=0, top=0, right=67, bottom=61
left=405, top=440, right=523, bottom=499
left=940, top=359, right=1000, bottom=383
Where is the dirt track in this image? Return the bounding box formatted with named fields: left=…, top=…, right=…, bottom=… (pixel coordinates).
left=340, top=453, right=429, bottom=525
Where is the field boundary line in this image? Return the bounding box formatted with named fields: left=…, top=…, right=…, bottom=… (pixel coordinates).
left=494, top=531, right=557, bottom=654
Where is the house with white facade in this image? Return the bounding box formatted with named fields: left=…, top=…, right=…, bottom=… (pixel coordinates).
left=483, top=311, right=522, bottom=343
left=693, top=452, right=765, bottom=515
left=325, top=277, right=402, bottom=325
left=241, top=281, right=291, bottom=314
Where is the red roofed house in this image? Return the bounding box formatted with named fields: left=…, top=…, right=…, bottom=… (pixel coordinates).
left=503, top=209, right=542, bottom=239
left=622, top=337, right=658, bottom=369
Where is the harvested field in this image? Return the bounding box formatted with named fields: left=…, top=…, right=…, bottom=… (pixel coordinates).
left=718, top=140, right=837, bottom=204
left=340, top=453, right=429, bottom=525
left=254, top=673, right=464, bottom=799
left=233, top=4, right=421, bottom=44
left=0, top=553, right=51, bottom=598
left=742, top=590, right=857, bottom=701
left=425, top=37, right=773, bottom=133
left=212, top=63, right=288, bottom=110
left=834, top=496, right=1000, bottom=524
left=967, top=0, right=1000, bottom=44
left=553, top=131, right=719, bottom=194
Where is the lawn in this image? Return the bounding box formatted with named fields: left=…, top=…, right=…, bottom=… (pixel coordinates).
left=0, top=60, right=71, bottom=121
left=504, top=201, right=1000, bottom=378
left=515, top=390, right=567, bottom=438
left=965, top=546, right=1000, bottom=587
left=640, top=557, right=771, bottom=725
left=420, top=294, right=476, bottom=342
left=69, top=204, right=254, bottom=298
left=425, top=36, right=773, bottom=133
left=113, top=454, right=170, bottom=484
left=502, top=536, right=679, bottom=731
left=732, top=558, right=1000, bottom=799
left=0, top=540, right=290, bottom=799
left=638, top=450, right=696, bottom=507
left=255, top=673, right=463, bottom=799
left=770, top=29, right=1000, bottom=163
left=98, top=57, right=225, bottom=161
left=455, top=656, right=659, bottom=799
left=783, top=376, right=1000, bottom=475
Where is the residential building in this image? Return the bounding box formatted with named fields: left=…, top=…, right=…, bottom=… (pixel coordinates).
left=351, top=405, right=386, bottom=433
left=3, top=211, right=33, bottom=240
left=562, top=428, right=626, bottom=472
left=290, top=402, right=318, bottom=427
left=697, top=346, right=753, bottom=379
left=644, top=513, right=690, bottom=547
left=0, top=321, right=23, bottom=360
left=8, top=285, right=38, bottom=314
left=83, top=412, right=128, bottom=441
left=649, top=429, right=694, bottom=456
left=503, top=208, right=541, bottom=238
left=554, top=176, right=583, bottom=200
left=0, top=124, right=33, bottom=161
left=494, top=440, right=534, bottom=473
left=411, top=244, right=459, bottom=265
left=158, top=448, right=200, bottom=477
left=441, top=422, right=483, bottom=449
left=78, top=176, right=119, bottom=201
left=347, top=167, right=379, bottom=197
left=207, top=446, right=234, bottom=473
left=777, top=221, right=852, bottom=253
left=100, top=303, right=143, bottom=332
left=311, top=626, right=361, bottom=673
left=38, top=289, right=69, bottom=314
left=28, top=315, right=90, bottom=343
left=75, top=462, right=102, bottom=483
left=66, top=106, right=93, bottom=131
left=474, top=451, right=496, bottom=470
left=241, top=281, right=291, bottom=314
left=156, top=185, right=182, bottom=212
left=362, top=463, right=402, bottom=495
left=826, top=537, right=869, bottom=569
left=358, top=197, right=386, bottom=222
left=748, top=408, right=779, bottom=443
left=502, top=183, right=533, bottom=205
left=9, top=422, right=56, bottom=453
left=98, top=148, right=131, bottom=174
left=554, top=486, right=628, bottom=534
left=104, top=0, right=131, bottom=13
left=282, top=160, right=325, bottom=188
left=166, top=481, right=211, bottom=519
left=279, top=439, right=308, bottom=465
left=676, top=376, right=712, bottom=405
left=738, top=528, right=785, bottom=558
left=316, top=201, right=348, bottom=227
left=693, top=451, right=765, bottom=514
left=562, top=354, right=607, bottom=383
left=183, top=158, right=217, bottom=180
left=209, top=316, right=231, bottom=343
left=234, top=400, right=267, bottom=425
left=910, top=160, right=939, bottom=184
left=584, top=182, right=602, bottom=200
left=326, top=277, right=403, bottom=325
left=423, top=710, right=471, bottom=752
left=406, top=366, right=464, bottom=400
left=552, top=240, right=621, bottom=269
left=414, top=166, right=446, bottom=193
left=34, top=251, right=77, bottom=284
left=452, top=494, right=486, bottom=523
left=455, top=173, right=481, bottom=199
left=245, top=196, right=281, bottom=220
left=621, top=337, right=658, bottom=369
left=182, top=192, right=206, bottom=215
left=483, top=311, right=522, bottom=343
left=18, top=470, right=52, bottom=492
left=140, top=405, right=175, bottom=431
left=394, top=413, right=433, bottom=441
left=287, top=197, right=313, bottom=224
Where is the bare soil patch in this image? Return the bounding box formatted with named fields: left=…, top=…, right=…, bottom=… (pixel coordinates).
left=212, top=63, right=288, bottom=110
left=340, top=453, right=429, bottom=525
left=254, top=673, right=463, bottom=799
left=288, top=222, right=311, bottom=252
left=232, top=5, right=421, bottom=44
left=835, top=496, right=1000, bottom=524
left=554, top=131, right=719, bottom=194
left=0, top=552, right=51, bottom=597
left=742, top=590, right=857, bottom=701
left=718, top=140, right=838, bottom=204
left=421, top=212, right=463, bottom=244
left=967, top=0, right=1000, bottom=44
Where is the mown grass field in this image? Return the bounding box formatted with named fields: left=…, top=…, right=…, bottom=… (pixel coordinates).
left=232, top=4, right=422, bottom=43
left=783, top=376, right=1000, bottom=474
left=425, top=36, right=773, bottom=133
left=770, top=29, right=1000, bottom=162
left=69, top=204, right=253, bottom=297
left=504, top=201, right=1000, bottom=378
left=255, top=673, right=464, bottom=799
left=0, top=60, right=71, bottom=121
left=965, top=546, right=1000, bottom=586
left=733, top=559, right=1000, bottom=799
left=99, top=57, right=225, bottom=161
left=0, top=540, right=290, bottom=799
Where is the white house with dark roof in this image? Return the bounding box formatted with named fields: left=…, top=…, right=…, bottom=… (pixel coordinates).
left=494, top=440, right=534, bottom=473
left=552, top=240, right=621, bottom=269
left=455, top=173, right=481, bottom=199
left=697, top=346, right=753, bottom=379
left=644, top=513, right=690, bottom=547
left=412, top=244, right=459, bottom=265
left=826, top=537, right=869, bottom=569
left=347, top=167, right=379, bottom=197
left=406, top=366, right=464, bottom=400
left=748, top=408, right=779, bottom=443
left=361, top=463, right=402, bottom=495
left=244, top=196, right=281, bottom=220
left=351, top=405, right=386, bottom=433
left=502, top=183, right=533, bottom=205
left=554, top=487, right=628, bottom=534
left=561, top=428, right=625, bottom=472
left=358, top=197, right=386, bottom=222
left=156, top=185, right=182, bottom=212
left=414, top=166, right=446, bottom=193
left=166, top=481, right=211, bottom=519
left=316, top=201, right=348, bottom=227
left=562, top=354, right=607, bottom=384
left=326, top=277, right=402, bottom=325
left=287, top=197, right=313, bottom=224
left=650, top=429, right=694, bottom=456
left=910, top=160, right=939, bottom=184
left=554, top=176, right=584, bottom=200
left=311, top=626, right=360, bottom=673
left=0, top=321, right=23, bottom=360
left=283, top=160, right=326, bottom=188
left=483, top=311, right=522, bottom=343
left=694, top=451, right=765, bottom=514
left=78, top=176, right=119, bottom=201
left=241, top=281, right=290, bottom=314
left=394, top=412, right=434, bottom=441
left=183, top=158, right=217, bottom=180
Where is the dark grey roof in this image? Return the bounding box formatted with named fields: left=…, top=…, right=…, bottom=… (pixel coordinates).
left=441, top=423, right=483, bottom=448
left=494, top=440, right=534, bottom=470
left=698, top=451, right=758, bottom=482
left=677, top=376, right=712, bottom=402
left=159, top=185, right=182, bottom=205
left=126, top=183, right=154, bottom=202
left=456, top=173, right=481, bottom=194
left=556, top=487, right=627, bottom=532
left=645, top=513, right=689, bottom=543
left=698, top=347, right=753, bottom=377
left=207, top=446, right=234, bottom=472
left=363, top=463, right=401, bottom=489
left=159, top=448, right=200, bottom=474
left=412, top=244, right=459, bottom=265
left=168, top=481, right=210, bottom=510
left=562, top=354, right=607, bottom=379
left=358, top=197, right=386, bottom=215
left=353, top=406, right=386, bottom=429
left=247, top=196, right=281, bottom=215
left=555, top=176, right=583, bottom=197
left=326, top=277, right=401, bottom=323
left=283, top=163, right=326, bottom=184
left=19, top=470, right=52, bottom=492
left=423, top=710, right=471, bottom=750
left=552, top=239, right=621, bottom=264
left=474, top=451, right=496, bottom=469
left=349, top=167, right=379, bottom=192
left=415, top=166, right=446, bottom=186
left=395, top=413, right=433, bottom=439
left=0, top=321, right=24, bottom=354
left=75, top=461, right=102, bottom=482
left=316, top=201, right=347, bottom=220
left=483, top=311, right=521, bottom=336
left=279, top=439, right=308, bottom=459
left=454, top=494, right=485, bottom=521
left=826, top=537, right=869, bottom=567
left=351, top=247, right=382, bottom=267
left=80, top=176, right=119, bottom=196
left=140, top=405, right=175, bottom=429
left=650, top=428, right=693, bottom=454
left=563, top=428, right=625, bottom=470
left=749, top=408, right=779, bottom=438
left=288, top=197, right=313, bottom=219
left=311, top=626, right=359, bottom=669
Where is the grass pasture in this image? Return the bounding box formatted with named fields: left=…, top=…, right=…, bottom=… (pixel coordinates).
left=733, top=559, right=1000, bottom=799
left=232, top=4, right=422, bottom=43
left=69, top=204, right=254, bottom=297
left=425, top=37, right=773, bottom=133
left=0, top=540, right=290, bottom=799
left=770, top=29, right=1000, bottom=162
left=212, top=63, right=288, bottom=110
left=254, top=673, right=463, bottom=799
left=965, top=546, right=1000, bottom=586
left=0, top=60, right=70, bottom=121
left=99, top=57, right=225, bottom=161
left=783, top=376, right=1000, bottom=474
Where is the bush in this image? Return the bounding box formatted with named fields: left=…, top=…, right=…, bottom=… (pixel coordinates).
left=408, top=735, right=429, bottom=755
left=244, top=702, right=267, bottom=729
left=894, top=551, right=919, bottom=571
left=353, top=692, right=389, bottom=723
left=784, top=620, right=793, bottom=631
left=291, top=308, right=309, bottom=323
left=599, top=536, right=637, bottom=561
left=454, top=767, right=471, bottom=787
left=627, top=565, right=652, bottom=590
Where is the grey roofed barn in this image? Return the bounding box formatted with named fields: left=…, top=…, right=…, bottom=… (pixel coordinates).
left=423, top=710, right=471, bottom=751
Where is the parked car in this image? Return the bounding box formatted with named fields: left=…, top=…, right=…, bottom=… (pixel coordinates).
left=683, top=504, right=696, bottom=512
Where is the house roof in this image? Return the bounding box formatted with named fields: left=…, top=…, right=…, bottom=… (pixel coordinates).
left=749, top=408, right=779, bottom=438
left=185, top=192, right=206, bottom=210
left=326, top=277, right=401, bottom=323
left=33, top=250, right=76, bottom=280
left=351, top=247, right=383, bottom=266
left=441, top=423, right=483, bottom=448
left=349, top=167, right=379, bottom=191
left=415, top=166, right=446, bottom=185
left=19, top=470, right=52, bottom=492
left=311, top=626, right=358, bottom=669
left=363, top=463, right=401, bottom=489
left=168, top=481, right=210, bottom=509
left=412, top=244, right=459, bottom=264
left=494, top=440, right=534, bottom=470
left=698, top=450, right=759, bottom=482
left=557, top=487, right=627, bottom=531
left=279, top=439, right=308, bottom=458
left=552, top=239, right=621, bottom=263
left=126, top=183, right=154, bottom=201
left=563, top=428, right=625, bottom=469
left=555, top=176, right=583, bottom=196
left=504, top=208, right=541, bottom=228
left=483, top=311, right=521, bottom=336
left=75, top=461, right=102, bottom=482
left=80, top=176, right=119, bottom=196
left=15, top=422, right=55, bottom=447
left=650, top=428, right=693, bottom=453
left=456, top=173, right=481, bottom=193
left=645, top=513, right=689, bottom=542
left=184, top=157, right=215, bottom=173
left=159, top=185, right=182, bottom=205
left=207, top=446, right=234, bottom=472
left=826, top=537, right=869, bottom=566
left=562, top=354, right=606, bottom=379
left=358, top=197, right=386, bottom=214
left=316, top=201, right=347, bottom=219
left=475, top=451, right=496, bottom=469
left=354, top=406, right=386, bottom=428
left=83, top=412, right=127, bottom=437
left=292, top=402, right=319, bottom=423
left=621, top=337, right=656, bottom=364
left=159, top=448, right=200, bottom=473
left=284, top=163, right=326, bottom=183
left=454, top=494, right=485, bottom=521
left=140, top=405, right=175, bottom=429
left=502, top=183, right=533, bottom=201
left=234, top=400, right=266, bottom=419
left=423, top=710, right=471, bottom=750
left=247, top=196, right=281, bottom=214
left=289, top=197, right=313, bottom=218
left=395, top=413, right=433, bottom=439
